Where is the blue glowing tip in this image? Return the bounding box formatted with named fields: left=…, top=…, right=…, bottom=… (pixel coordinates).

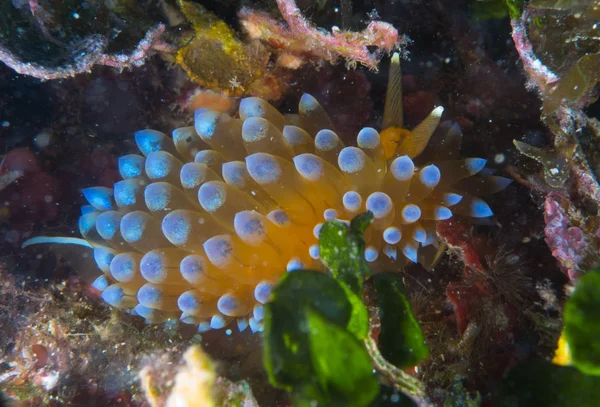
left=309, top=244, right=320, bottom=259
left=413, top=228, right=427, bottom=243
left=144, top=182, right=171, bottom=212
left=217, top=294, right=239, bottom=316
left=286, top=258, right=305, bottom=272
left=135, top=129, right=166, bottom=157
left=221, top=161, right=245, bottom=186
left=78, top=212, right=97, bottom=235
left=315, top=129, right=339, bottom=151
left=403, top=245, right=418, bottom=263
left=96, top=211, right=122, bottom=240
left=162, top=210, right=192, bottom=246
left=470, top=199, right=494, bottom=217
left=253, top=305, right=265, bottom=321
left=357, top=128, right=380, bottom=149
left=239, top=97, right=265, bottom=118
left=110, top=254, right=136, bottom=282
left=210, top=315, right=228, bottom=329
left=180, top=255, right=207, bottom=285
left=294, top=154, right=324, bottom=181
left=237, top=318, right=249, bottom=332
left=299, top=93, right=319, bottom=112
left=120, top=211, right=147, bottom=243
left=366, top=192, right=393, bottom=219
left=246, top=153, right=282, bottom=184
left=101, top=285, right=125, bottom=307
left=443, top=193, right=463, bottom=206
left=313, top=223, right=323, bottom=239
left=145, top=151, right=173, bottom=180
left=401, top=204, right=421, bottom=223
left=118, top=154, right=145, bottom=179
left=140, top=251, right=167, bottom=283
left=343, top=191, right=362, bottom=212
left=364, top=247, right=379, bottom=262
left=91, top=275, right=110, bottom=292
left=177, top=291, right=200, bottom=314
left=419, top=165, right=441, bottom=188
left=434, top=206, right=453, bottom=220
left=390, top=156, right=414, bottom=181
left=137, top=284, right=162, bottom=308
left=383, top=227, right=402, bottom=245
left=249, top=317, right=263, bottom=333
left=83, top=187, right=114, bottom=211
left=323, top=209, right=337, bottom=221
left=198, top=182, right=226, bottom=213
left=203, top=235, right=234, bottom=268
left=194, top=110, right=219, bottom=141
left=338, top=147, right=366, bottom=173
left=114, top=179, right=144, bottom=208
left=254, top=281, right=273, bottom=304
left=94, top=247, right=115, bottom=272
left=465, top=158, right=487, bottom=175
left=235, top=211, right=266, bottom=246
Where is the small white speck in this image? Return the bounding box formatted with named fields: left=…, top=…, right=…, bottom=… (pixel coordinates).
left=522, top=237, right=531, bottom=243
left=549, top=168, right=559, bottom=175
left=494, top=153, right=505, bottom=164
left=1, top=121, right=10, bottom=128
left=73, top=12, right=80, bottom=19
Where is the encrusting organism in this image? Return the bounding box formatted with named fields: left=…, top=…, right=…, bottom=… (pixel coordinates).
left=22, top=53, right=510, bottom=334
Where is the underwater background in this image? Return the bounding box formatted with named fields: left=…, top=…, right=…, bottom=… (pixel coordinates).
left=1, top=0, right=599, bottom=406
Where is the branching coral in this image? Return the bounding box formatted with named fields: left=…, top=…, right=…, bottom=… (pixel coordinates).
left=22, top=53, right=509, bottom=334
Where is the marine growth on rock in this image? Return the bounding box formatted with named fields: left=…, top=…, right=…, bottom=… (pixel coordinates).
left=23, top=54, right=510, bottom=334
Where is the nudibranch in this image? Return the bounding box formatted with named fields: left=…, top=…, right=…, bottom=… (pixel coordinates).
left=23, top=54, right=510, bottom=333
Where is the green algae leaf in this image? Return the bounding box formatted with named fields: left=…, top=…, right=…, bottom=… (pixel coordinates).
left=564, top=269, right=600, bottom=376
left=373, top=273, right=429, bottom=369
left=306, top=309, right=379, bottom=406
left=496, top=360, right=600, bottom=406
left=263, top=270, right=352, bottom=389
left=320, top=212, right=374, bottom=293
left=542, top=53, right=600, bottom=115
left=340, top=282, right=369, bottom=340
left=469, top=0, right=509, bottom=21
left=505, top=0, right=524, bottom=19
left=263, top=269, right=371, bottom=403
